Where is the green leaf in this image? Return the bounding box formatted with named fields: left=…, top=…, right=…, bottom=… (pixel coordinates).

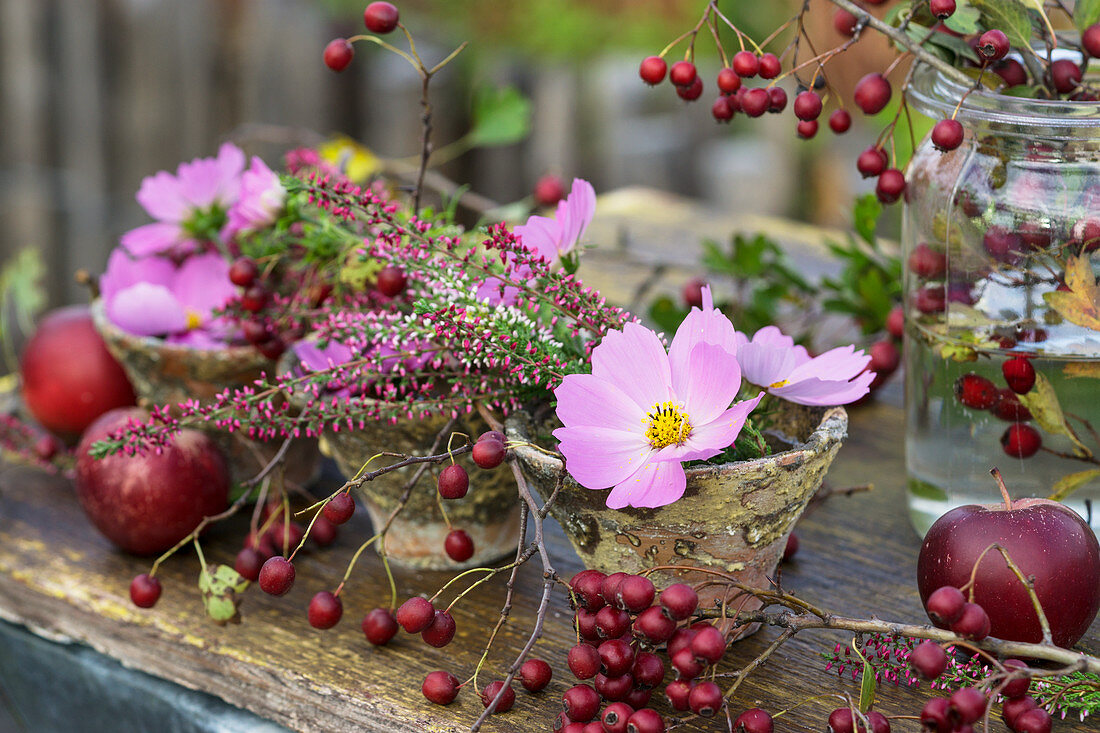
left=849, top=642, right=877, bottom=713
left=1017, top=373, right=1093, bottom=458
left=198, top=564, right=250, bottom=625
left=0, top=248, right=47, bottom=369
left=1075, top=0, right=1100, bottom=32
left=467, top=86, right=532, bottom=148
left=971, top=0, right=1034, bottom=48
left=647, top=295, right=689, bottom=335
left=853, top=195, right=882, bottom=247
left=1049, top=469, right=1100, bottom=502
left=944, top=0, right=981, bottom=34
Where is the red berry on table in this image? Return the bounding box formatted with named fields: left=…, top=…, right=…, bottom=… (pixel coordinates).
left=758, top=53, right=781, bottom=79
left=242, top=320, right=270, bottom=345
left=632, top=651, right=665, bottom=689
left=1002, top=357, right=1036, bottom=394
left=949, top=687, right=987, bottom=724
left=1001, top=423, right=1041, bottom=458
left=977, top=29, right=1009, bottom=62
left=688, top=680, right=723, bottom=717
left=519, top=658, right=552, bottom=692
left=908, top=242, right=947, bottom=279
left=481, top=680, right=515, bottom=712
left=931, top=118, right=964, bottom=151
left=323, top=492, right=356, bottom=524
left=767, top=87, right=787, bottom=113
left=1003, top=696, right=1039, bottom=729
left=793, top=91, right=823, bottom=120
left=308, top=591, right=343, bottom=629
left=741, top=88, right=769, bottom=117
left=664, top=679, right=692, bottom=710
left=866, top=711, right=890, bottom=733
left=671, top=647, right=704, bottom=679
left=602, top=702, right=635, bottom=733
left=570, top=568, right=607, bottom=611
left=639, top=56, right=668, bottom=86
left=437, top=464, right=469, bottom=499
left=1052, top=58, right=1083, bottom=94
left=857, top=147, right=888, bottom=178
left=733, top=708, right=774, bottom=733
left=854, top=73, right=892, bottom=115
left=667, top=627, right=697, bottom=657
left=732, top=51, right=759, bottom=78
left=597, top=607, right=631, bottom=639
left=234, top=547, right=264, bottom=582
left=833, top=8, right=858, bottom=36
left=875, top=169, right=906, bottom=204
left=594, top=671, right=633, bottom=701
left=690, top=624, right=726, bottom=664
left=910, top=641, right=948, bottom=679
left=717, top=68, right=742, bottom=94
left=363, top=2, right=399, bottom=34
left=617, top=574, right=655, bottom=613
left=562, top=683, right=600, bottom=721
left=599, top=638, right=636, bottom=677
left=1014, top=707, right=1052, bottom=733
left=951, top=602, right=992, bottom=640
left=312, top=516, right=339, bottom=547
left=362, top=607, right=399, bottom=645
left=601, top=572, right=628, bottom=606
left=930, top=0, right=956, bottom=19
left=568, top=643, right=601, bottom=679
left=422, top=609, right=456, bottom=647
left=659, top=583, right=698, bottom=620
left=130, top=573, right=162, bottom=608
left=258, top=556, right=295, bottom=596
left=682, top=278, right=706, bottom=309
left=240, top=286, right=268, bottom=313
left=782, top=532, right=799, bottom=561
left=323, top=39, right=354, bottom=72
left=954, top=373, right=998, bottom=410
left=625, top=708, right=665, bottom=733
left=534, top=174, right=566, bottom=207
left=396, top=596, right=435, bottom=633
left=228, top=257, right=258, bottom=287
left=829, top=109, right=852, bottom=133
left=444, top=529, right=475, bottom=562
left=921, top=698, right=950, bottom=730
left=472, top=437, right=506, bottom=469
left=712, top=96, right=735, bottom=122
left=574, top=607, right=599, bottom=640
left=422, top=670, right=460, bottom=705
left=633, top=605, right=676, bottom=643
left=925, top=585, right=966, bottom=626
left=827, top=708, right=858, bottom=733
left=677, top=76, right=704, bottom=101
left=669, top=61, right=697, bottom=88
left=796, top=119, right=819, bottom=139
left=376, top=265, right=407, bottom=297
left=1001, top=659, right=1031, bottom=699
left=1085, top=24, right=1100, bottom=58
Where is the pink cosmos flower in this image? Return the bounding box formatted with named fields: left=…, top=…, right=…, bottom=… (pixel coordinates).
left=120, top=143, right=246, bottom=257
left=224, top=157, right=286, bottom=240
left=552, top=312, right=763, bottom=510
left=101, top=250, right=238, bottom=346
left=516, top=178, right=596, bottom=260
left=732, top=326, right=874, bottom=405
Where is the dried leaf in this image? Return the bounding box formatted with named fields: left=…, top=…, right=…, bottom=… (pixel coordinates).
left=1049, top=469, right=1100, bottom=502
left=1017, top=373, right=1092, bottom=458
left=1064, top=361, right=1100, bottom=379
left=198, top=563, right=250, bottom=625
left=1044, top=254, right=1100, bottom=332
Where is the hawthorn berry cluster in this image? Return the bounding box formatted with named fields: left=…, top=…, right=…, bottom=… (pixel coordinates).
left=953, top=357, right=1041, bottom=460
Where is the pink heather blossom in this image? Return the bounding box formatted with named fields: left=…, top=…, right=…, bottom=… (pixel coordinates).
left=120, top=143, right=246, bottom=257
left=732, top=326, right=874, bottom=405
left=101, top=250, right=237, bottom=345
left=224, top=157, right=286, bottom=239
left=552, top=310, right=763, bottom=509
left=515, top=178, right=596, bottom=260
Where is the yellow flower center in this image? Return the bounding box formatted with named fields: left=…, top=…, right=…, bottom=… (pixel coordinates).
left=644, top=401, right=692, bottom=449
left=184, top=309, right=203, bottom=331
left=769, top=379, right=790, bottom=389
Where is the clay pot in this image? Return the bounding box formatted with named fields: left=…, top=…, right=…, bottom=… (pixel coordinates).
left=506, top=402, right=848, bottom=640
left=323, top=412, right=522, bottom=570
left=90, top=300, right=319, bottom=488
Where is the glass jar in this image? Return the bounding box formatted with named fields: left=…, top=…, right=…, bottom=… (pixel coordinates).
left=904, top=60, right=1100, bottom=536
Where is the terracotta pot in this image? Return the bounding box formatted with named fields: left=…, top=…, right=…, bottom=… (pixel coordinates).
left=323, top=412, right=522, bottom=570
left=506, top=402, right=847, bottom=639
left=90, top=300, right=320, bottom=488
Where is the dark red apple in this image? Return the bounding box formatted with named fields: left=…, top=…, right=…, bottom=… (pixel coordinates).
left=917, top=471, right=1100, bottom=647
left=74, top=407, right=229, bottom=555
left=20, top=305, right=135, bottom=440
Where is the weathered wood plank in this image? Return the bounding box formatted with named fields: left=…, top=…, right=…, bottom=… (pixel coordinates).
left=0, top=395, right=1096, bottom=732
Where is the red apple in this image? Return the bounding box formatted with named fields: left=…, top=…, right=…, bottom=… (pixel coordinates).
left=20, top=305, right=135, bottom=440
left=74, top=407, right=229, bottom=555
left=917, top=471, right=1100, bottom=647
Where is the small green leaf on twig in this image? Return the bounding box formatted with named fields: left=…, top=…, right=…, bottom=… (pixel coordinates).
left=1017, top=373, right=1093, bottom=458
left=1049, top=469, right=1100, bottom=502
left=849, top=641, right=877, bottom=713
left=468, top=86, right=532, bottom=148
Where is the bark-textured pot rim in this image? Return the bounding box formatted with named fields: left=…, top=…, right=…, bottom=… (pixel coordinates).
left=506, top=402, right=848, bottom=503
left=90, top=298, right=272, bottom=375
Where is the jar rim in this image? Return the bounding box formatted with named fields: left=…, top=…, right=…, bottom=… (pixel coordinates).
left=907, top=59, right=1100, bottom=132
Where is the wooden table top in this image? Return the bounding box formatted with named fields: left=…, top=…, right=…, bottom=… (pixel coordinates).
left=1, top=389, right=1096, bottom=733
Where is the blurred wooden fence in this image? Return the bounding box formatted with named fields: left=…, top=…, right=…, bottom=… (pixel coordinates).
left=0, top=0, right=821, bottom=311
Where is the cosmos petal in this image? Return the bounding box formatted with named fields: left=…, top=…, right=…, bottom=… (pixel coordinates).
left=606, top=456, right=687, bottom=509
left=591, top=323, right=672, bottom=410
left=553, top=373, right=644, bottom=433
left=554, top=425, right=651, bottom=489
left=673, top=342, right=743, bottom=426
